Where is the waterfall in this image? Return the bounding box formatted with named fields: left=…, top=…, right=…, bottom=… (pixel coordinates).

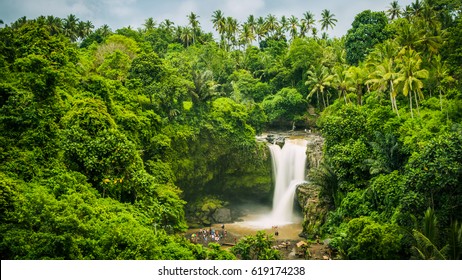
left=268, top=139, right=308, bottom=225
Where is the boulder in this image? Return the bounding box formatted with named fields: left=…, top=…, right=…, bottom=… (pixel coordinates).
left=212, top=208, right=232, bottom=223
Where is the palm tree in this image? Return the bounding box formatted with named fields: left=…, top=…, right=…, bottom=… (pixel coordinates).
left=255, top=16, right=267, bottom=45
left=416, top=28, right=444, bottom=60
left=160, top=19, right=174, bottom=31
left=366, top=41, right=401, bottom=114
left=396, top=20, right=421, bottom=50
left=264, top=14, right=279, bottom=37
left=347, top=65, right=368, bottom=105
left=430, top=55, right=454, bottom=115
left=225, top=16, right=238, bottom=50
left=288, top=16, right=299, bottom=40
left=448, top=220, right=462, bottom=260
left=412, top=208, right=448, bottom=260
left=99, top=24, right=112, bottom=38
left=191, top=70, right=220, bottom=103
left=368, top=59, right=400, bottom=114
left=212, top=10, right=226, bottom=46
left=410, top=0, right=424, bottom=17
left=143, top=17, right=156, bottom=31
left=300, top=11, right=315, bottom=37
left=187, top=12, right=200, bottom=44
left=279, top=15, right=289, bottom=39
left=333, top=65, right=354, bottom=103
left=63, top=14, right=79, bottom=42
left=387, top=1, right=402, bottom=20
left=240, top=23, right=256, bottom=49
left=320, top=9, right=337, bottom=32
left=305, top=65, right=333, bottom=109
left=46, top=16, right=63, bottom=35
left=180, top=27, right=193, bottom=47
left=394, top=47, right=429, bottom=118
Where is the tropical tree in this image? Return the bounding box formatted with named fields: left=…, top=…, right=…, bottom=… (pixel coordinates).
left=240, top=23, right=256, bottom=49
left=429, top=55, right=454, bottom=114
left=410, top=0, right=424, bottom=17
left=320, top=9, right=337, bottom=31
left=279, top=15, right=289, bottom=39
left=225, top=16, right=238, bottom=50
left=255, top=16, right=267, bottom=45
left=366, top=41, right=401, bottom=114
left=347, top=65, right=368, bottom=105
left=394, top=47, right=429, bottom=118
left=412, top=208, right=448, bottom=260
left=62, top=14, right=79, bottom=42
left=332, top=65, right=354, bottom=103
left=345, top=10, right=389, bottom=65
left=180, top=27, right=193, bottom=47
left=45, top=16, right=63, bottom=35
left=300, top=11, right=315, bottom=37
left=160, top=19, right=175, bottom=31
left=387, top=1, right=402, bottom=20
left=143, top=17, right=157, bottom=31
left=264, top=14, right=279, bottom=37
left=305, top=65, right=333, bottom=109
left=288, top=16, right=299, bottom=40
left=212, top=10, right=226, bottom=47
left=187, top=12, right=200, bottom=44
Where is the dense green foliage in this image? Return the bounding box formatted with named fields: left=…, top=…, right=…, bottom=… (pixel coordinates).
left=1, top=0, right=461, bottom=259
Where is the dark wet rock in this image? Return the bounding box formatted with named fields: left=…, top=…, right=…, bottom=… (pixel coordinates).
left=212, top=208, right=232, bottom=223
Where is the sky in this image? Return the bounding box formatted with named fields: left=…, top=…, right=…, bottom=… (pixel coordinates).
left=0, top=0, right=416, bottom=38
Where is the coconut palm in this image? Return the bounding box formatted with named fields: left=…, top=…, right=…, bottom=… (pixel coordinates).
left=394, top=47, right=429, bottom=118
left=187, top=12, right=200, bottom=44
left=143, top=17, right=156, bottom=31
left=387, top=1, right=402, bottom=20
left=430, top=55, right=454, bottom=115
left=288, top=16, right=299, bottom=40
left=225, top=16, right=238, bottom=50
left=160, top=19, right=174, bottom=30
left=240, top=23, right=256, bottom=49
left=255, top=16, right=267, bottom=44
left=180, top=27, right=193, bottom=47
left=366, top=41, right=401, bottom=114
left=279, top=15, right=289, bottom=39
left=305, top=65, right=333, bottom=109
left=347, top=65, right=368, bottom=105
left=46, top=16, right=63, bottom=35
left=63, top=14, right=79, bottom=42
left=332, top=65, right=355, bottom=103
left=320, top=9, right=337, bottom=31
left=300, top=11, right=315, bottom=37
left=99, top=24, right=112, bottom=38
left=265, top=14, right=279, bottom=37
left=410, top=0, right=424, bottom=17
left=212, top=10, right=226, bottom=46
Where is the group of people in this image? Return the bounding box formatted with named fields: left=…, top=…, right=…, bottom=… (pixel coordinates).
left=190, top=224, right=230, bottom=245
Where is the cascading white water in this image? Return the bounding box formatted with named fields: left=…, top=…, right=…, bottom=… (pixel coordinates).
left=268, top=139, right=308, bottom=225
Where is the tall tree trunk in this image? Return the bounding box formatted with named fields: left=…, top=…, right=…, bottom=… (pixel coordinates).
left=409, top=92, right=413, bottom=118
